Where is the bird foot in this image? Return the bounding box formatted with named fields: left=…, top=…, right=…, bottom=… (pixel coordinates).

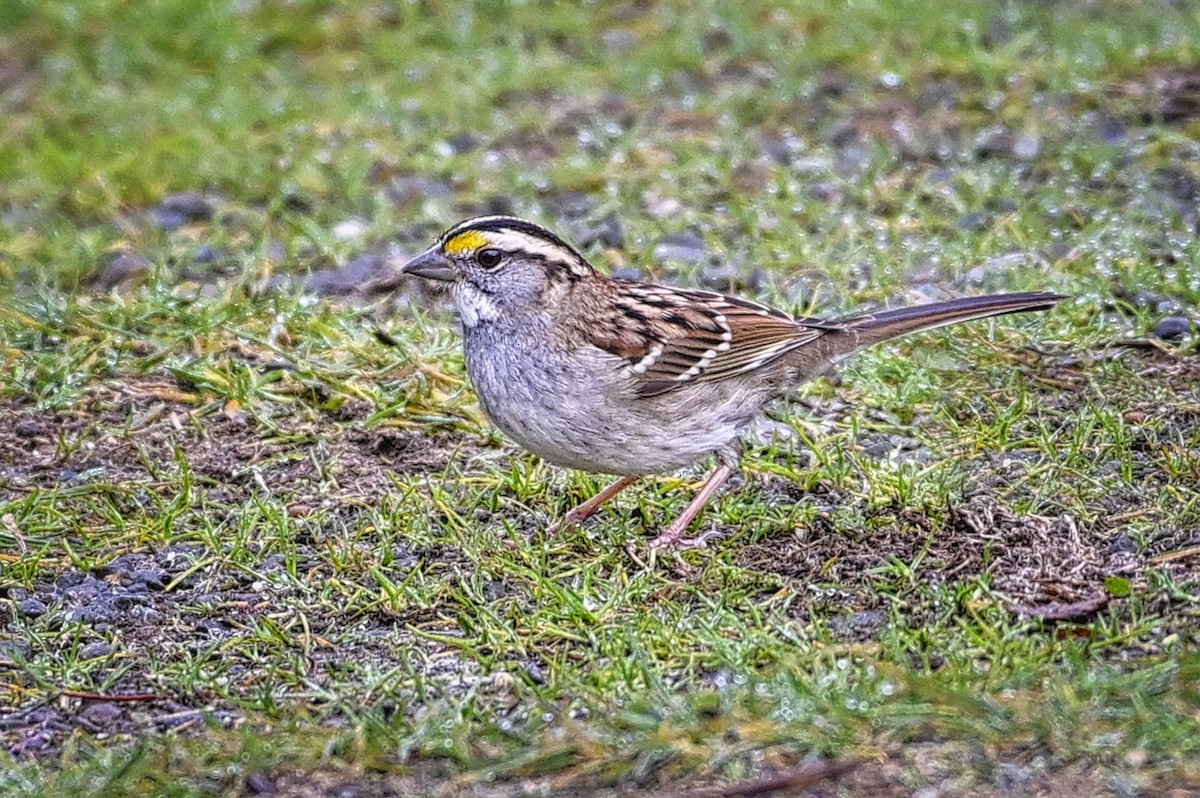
left=546, top=506, right=590, bottom=537
left=547, top=475, right=640, bottom=537
left=649, top=527, right=724, bottom=550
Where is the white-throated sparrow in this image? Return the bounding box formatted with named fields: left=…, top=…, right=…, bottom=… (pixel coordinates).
left=402, top=216, right=1063, bottom=548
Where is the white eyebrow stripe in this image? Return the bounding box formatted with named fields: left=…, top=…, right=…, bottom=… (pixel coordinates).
left=442, top=216, right=514, bottom=240
left=479, top=229, right=578, bottom=262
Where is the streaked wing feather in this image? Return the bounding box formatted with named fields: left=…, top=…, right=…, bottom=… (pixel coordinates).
left=589, top=285, right=832, bottom=398
left=698, top=330, right=824, bottom=381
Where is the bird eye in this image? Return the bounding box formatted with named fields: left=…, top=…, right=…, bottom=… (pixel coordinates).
left=476, top=248, right=503, bottom=269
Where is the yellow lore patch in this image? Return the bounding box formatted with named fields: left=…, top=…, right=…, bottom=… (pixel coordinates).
left=444, top=230, right=488, bottom=254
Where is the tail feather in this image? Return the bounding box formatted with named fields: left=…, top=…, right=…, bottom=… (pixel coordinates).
left=838, top=291, right=1065, bottom=347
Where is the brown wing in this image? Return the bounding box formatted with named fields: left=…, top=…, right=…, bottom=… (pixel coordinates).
left=586, top=285, right=835, bottom=398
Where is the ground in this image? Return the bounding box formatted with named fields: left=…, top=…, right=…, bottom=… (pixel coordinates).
left=2, top=1, right=1200, bottom=796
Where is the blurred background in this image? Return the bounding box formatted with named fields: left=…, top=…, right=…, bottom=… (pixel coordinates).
left=2, top=0, right=1198, bottom=310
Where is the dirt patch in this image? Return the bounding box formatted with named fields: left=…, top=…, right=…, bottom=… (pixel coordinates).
left=96, top=746, right=1197, bottom=797
left=3, top=345, right=1198, bottom=761
left=739, top=485, right=1197, bottom=634
left=0, top=379, right=468, bottom=503
left=1114, top=65, right=1200, bottom=126
left=0, top=377, right=483, bottom=756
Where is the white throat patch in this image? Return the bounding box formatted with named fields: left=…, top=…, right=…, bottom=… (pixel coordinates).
left=454, top=283, right=501, bottom=328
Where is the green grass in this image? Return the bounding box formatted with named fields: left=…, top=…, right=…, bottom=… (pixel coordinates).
left=3, top=1, right=1200, bottom=795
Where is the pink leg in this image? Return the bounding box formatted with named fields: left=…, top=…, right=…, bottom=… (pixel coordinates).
left=649, top=463, right=735, bottom=549
left=549, top=475, right=639, bottom=535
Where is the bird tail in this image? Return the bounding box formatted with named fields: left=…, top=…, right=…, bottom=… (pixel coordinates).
left=837, top=291, right=1065, bottom=347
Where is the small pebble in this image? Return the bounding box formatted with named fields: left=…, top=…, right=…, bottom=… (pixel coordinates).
left=807, top=182, right=841, bottom=202
left=544, top=190, right=595, bottom=219
left=93, top=251, right=153, bottom=292
left=569, top=212, right=625, bottom=251
left=522, top=662, right=547, bottom=685
left=483, top=195, right=515, bottom=216
left=13, top=418, right=40, bottom=437
left=644, top=195, right=684, bottom=219
left=153, top=210, right=186, bottom=231
left=759, top=132, right=797, bottom=165
left=611, top=267, right=644, bottom=281
left=305, top=253, right=389, bottom=296
left=957, top=211, right=989, bottom=231
left=962, top=252, right=1033, bottom=287
left=1094, top=113, right=1127, bottom=143
left=828, top=610, right=888, bottom=642
left=907, top=283, right=954, bottom=303
left=0, top=640, right=33, bottom=661
left=19, top=598, right=47, bottom=618
left=593, top=211, right=625, bottom=249
left=245, top=773, right=278, bottom=795
left=193, top=244, right=218, bottom=264
left=1124, top=748, right=1150, bottom=769
left=1153, top=316, right=1194, bottom=340
left=133, top=569, right=166, bottom=589
left=1109, top=533, right=1139, bottom=554
left=601, top=28, right=637, bottom=51
left=158, top=192, right=213, bottom=223
left=282, top=193, right=314, bottom=213
left=447, top=132, right=481, bottom=154
left=131, top=608, right=164, bottom=625
left=386, top=175, right=453, bottom=205
left=974, top=125, right=1013, bottom=159
left=742, top=417, right=799, bottom=448
left=1130, top=290, right=1170, bottom=309
left=332, top=219, right=368, bottom=241
left=1013, top=132, right=1041, bottom=160
left=652, top=231, right=708, bottom=265
left=79, top=642, right=113, bottom=660
left=699, top=262, right=764, bottom=294
left=78, top=702, right=123, bottom=727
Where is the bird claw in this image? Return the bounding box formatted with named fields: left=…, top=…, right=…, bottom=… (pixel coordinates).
left=546, top=506, right=593, bottom=537
left=649, top=528, right=725, bottom=550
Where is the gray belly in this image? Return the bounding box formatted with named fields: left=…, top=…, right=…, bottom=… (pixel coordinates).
left=463, top=334, right=761, bottom=475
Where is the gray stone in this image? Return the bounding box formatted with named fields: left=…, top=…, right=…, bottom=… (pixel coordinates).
left=1153, top=316, right=1194, bottom=340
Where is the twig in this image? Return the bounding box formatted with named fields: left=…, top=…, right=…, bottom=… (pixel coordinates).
left=61, top=690, right=159, bottom=702
left=669, top=757, right=862, bottom=798
left=1148, top=544, right=1200, bottom=565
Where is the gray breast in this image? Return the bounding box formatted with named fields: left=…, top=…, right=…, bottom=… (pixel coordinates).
left=462, top=325, right=769, bottom=475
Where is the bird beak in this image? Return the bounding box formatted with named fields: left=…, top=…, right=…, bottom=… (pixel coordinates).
left=401, top=248, right=457, bottom=282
